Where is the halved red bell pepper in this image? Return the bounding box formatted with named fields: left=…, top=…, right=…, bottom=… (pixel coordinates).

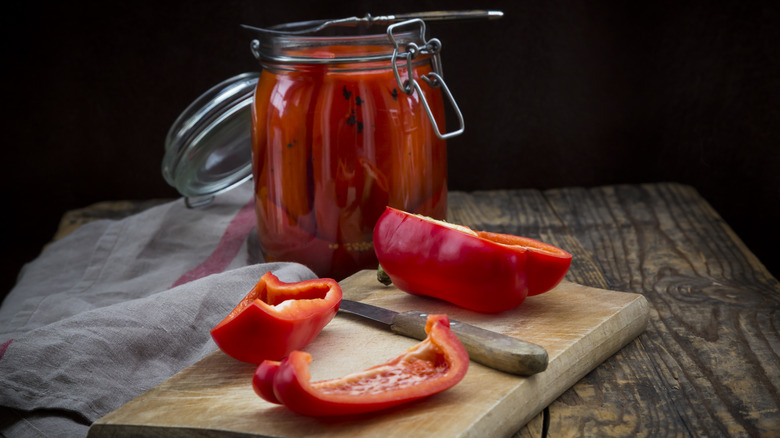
left=373, top=207, right=572, bottom=313
left=210, top=272, right=342, bottom=364
left=253, top=314, right=468, bottom=416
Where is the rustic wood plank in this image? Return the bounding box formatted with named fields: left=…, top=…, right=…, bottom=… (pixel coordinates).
left=542, top=182, right=780, bottom=437
left=88, top=271, right=648, bottom=438
left=448, top=184, right=779, bottom=436
left=447, top=189, right=632, bottom=436
left=447, top=188, right=642, bottom=436
left=56, top=184, right=780, bottom=436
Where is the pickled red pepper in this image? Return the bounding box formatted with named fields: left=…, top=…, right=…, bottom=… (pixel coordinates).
left=252, top=45, right=447, bottom=279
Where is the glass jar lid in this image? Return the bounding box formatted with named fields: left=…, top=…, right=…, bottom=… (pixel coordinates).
left=162, top=72, right=259, bottom=206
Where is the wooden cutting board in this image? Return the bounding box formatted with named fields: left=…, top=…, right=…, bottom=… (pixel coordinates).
left=88, top=270, right=648, bottom=438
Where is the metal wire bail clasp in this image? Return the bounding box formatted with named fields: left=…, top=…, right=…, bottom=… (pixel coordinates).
left=387, top=19, right=465, bottom=140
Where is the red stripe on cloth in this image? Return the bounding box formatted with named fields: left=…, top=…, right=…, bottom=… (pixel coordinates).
left=170, top=199, right=256, bottom=288
left=0, top=339, right=11, bottom=361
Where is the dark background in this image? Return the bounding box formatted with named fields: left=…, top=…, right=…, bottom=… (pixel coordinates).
left=3, top=0, right=778, bottom=299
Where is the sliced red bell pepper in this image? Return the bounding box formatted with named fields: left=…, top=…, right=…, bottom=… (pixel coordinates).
left=253, top=314, right=468, bottom=416
left=373, top=207, right=572, bottom=313
left=210, top=272, right=342, bottom=364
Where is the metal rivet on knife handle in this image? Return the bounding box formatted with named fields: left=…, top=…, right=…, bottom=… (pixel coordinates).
left=390, top=311, right=549, bottom=376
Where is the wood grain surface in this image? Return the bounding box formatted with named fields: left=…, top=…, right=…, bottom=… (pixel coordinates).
left=88, top=272, right=647, bottom=438
left=61, top=182, right=780, bottom=436
left=445, top=183, right=780, bottom=437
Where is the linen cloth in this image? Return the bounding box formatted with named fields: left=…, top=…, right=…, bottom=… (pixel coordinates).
left=0, top=181, right=318, bottom=437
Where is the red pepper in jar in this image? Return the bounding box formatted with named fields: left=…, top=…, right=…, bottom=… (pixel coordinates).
left=210, top=272, right=342, bottom=364
left=252, top=44, right=447, bottom=280
left=252, top=314, right=468, bottom=416
left=373, top=207, right=573, bottom=313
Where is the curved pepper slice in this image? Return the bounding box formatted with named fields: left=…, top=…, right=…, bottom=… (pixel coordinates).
left=210, top=272, right=342, bottom=364
left=253, top=314, right=468, bottom=416
left=373, top=206, right=572, bottom=313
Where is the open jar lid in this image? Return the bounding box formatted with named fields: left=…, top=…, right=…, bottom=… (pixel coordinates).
left=162, top=72, right=259, bottom=207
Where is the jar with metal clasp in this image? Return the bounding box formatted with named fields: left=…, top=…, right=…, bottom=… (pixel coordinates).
left=162, top=11, right=501, bottom=280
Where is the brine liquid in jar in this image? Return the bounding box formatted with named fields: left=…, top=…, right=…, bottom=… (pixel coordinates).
left=251, top=42, right=448, bottom=279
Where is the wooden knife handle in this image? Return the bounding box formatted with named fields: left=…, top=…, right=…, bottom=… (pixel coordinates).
left=391, top=311, right=548, bottom=376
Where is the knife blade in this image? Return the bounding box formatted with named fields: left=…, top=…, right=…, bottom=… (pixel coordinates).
left=338, top=300, right=548, bottom=376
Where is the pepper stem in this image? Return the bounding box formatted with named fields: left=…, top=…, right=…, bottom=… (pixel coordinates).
left=377, top=265, right=393, bottom=286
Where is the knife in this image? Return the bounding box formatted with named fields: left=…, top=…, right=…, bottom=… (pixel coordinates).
left=338, top=300, right=548, bottom=376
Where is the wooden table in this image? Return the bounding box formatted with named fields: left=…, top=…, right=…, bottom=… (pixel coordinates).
left=58, top=182, right=780, bottom=437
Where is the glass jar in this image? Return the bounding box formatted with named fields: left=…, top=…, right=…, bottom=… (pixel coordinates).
left=249, top=19, right=462, bottom=279
left=162, top=15, right=468, bottom=280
